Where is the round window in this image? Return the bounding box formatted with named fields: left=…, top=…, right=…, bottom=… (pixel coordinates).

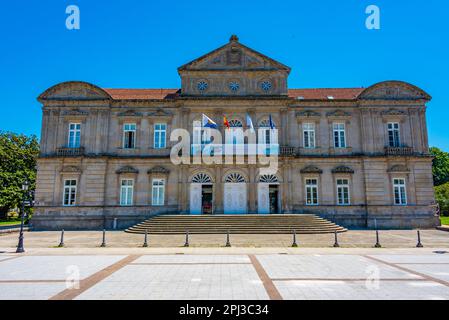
left=197, top=81, right=208, bottom=91
left=261, top=81, right=272, bottom=92
left=229, top=81, right=240, bottom=92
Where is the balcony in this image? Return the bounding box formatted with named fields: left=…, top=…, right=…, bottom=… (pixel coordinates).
left=385, top=146, right=414, bottom=156
left=280, top=146, right=297, bottom=157
left=56, top=147, right=85, bottom=157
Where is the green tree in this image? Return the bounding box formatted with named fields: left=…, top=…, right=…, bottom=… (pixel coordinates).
left=435, top=182, right=449, bottom=216
left=0, top=132, right=39, bottom=219
left=430, top=147, right=449, bottom=186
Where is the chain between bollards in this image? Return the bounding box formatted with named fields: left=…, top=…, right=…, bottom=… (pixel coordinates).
left=143, top=229, right=149, bottom=247
left=58, top=229, right=65, bottom=248
left=225, top=230, right=231, bottom=247
left=333, top=230, right=340, bottom=248
left=291, top=230, right=298, bottom=247
left=416, top=230, right=423, bottom=248
left=100, top=229, right=106, bottom=247
left=374, top=229, right=382, bottom=248
left=184, top=230, right=189, bottom=247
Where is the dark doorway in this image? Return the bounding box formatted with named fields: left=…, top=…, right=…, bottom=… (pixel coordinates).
left=269, top=185, right=279, bottom=214
left=201, top=185, right=213, bottom=214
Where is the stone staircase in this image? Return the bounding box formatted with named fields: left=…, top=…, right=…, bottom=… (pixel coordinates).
left=125, top=214, right=347, bottom=234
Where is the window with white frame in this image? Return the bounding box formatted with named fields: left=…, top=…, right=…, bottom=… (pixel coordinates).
left=120, top=179, right=134, bottom=206
left=152, top=179, right=165, bottom=206
left=303, top=123, right=316, bottom=148
left=305, top=178, right=319, bottom=205
left=333, top=123, right=346, bottom=148
left=388, top=122, right=400, bottom=147
left=336, top=179, right=350, bottom=205
left=393, top=178, right=407, bottom=205
left=68, top=123, right=81, bottom=148
left=123, top=123, right=136, bottom=149
left=63, top=179, right=77, bottom=206
left=154, top=123, right=167, bottom=149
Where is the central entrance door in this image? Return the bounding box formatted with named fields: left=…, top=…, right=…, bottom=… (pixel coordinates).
left=201, top=185, right=213, bottom=214
left=224, top=173, right=247, bottom=214
left=190, top=173, right=213, bottom=215
left=258, top=174, right=280, bottom=214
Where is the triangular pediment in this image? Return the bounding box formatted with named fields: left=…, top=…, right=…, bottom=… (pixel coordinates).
left=178, top=36, right=290, bottom=72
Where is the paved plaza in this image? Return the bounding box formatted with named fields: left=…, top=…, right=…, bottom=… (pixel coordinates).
left=1, top=230, right=449, bottom=300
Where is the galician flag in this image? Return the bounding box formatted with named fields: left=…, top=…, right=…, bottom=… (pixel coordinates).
left=202, top=114, right=218, bottom=129
left=246, top=113, right=255, bottom=132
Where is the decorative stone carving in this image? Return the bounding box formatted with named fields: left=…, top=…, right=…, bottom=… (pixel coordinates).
left=332, top=166, right=354, bottom=174
left=147, top=166, right=170, bottom=175
left=387, top=164, right=410, bottom=173
left=60, top=165, right=82, bottom=174
left=38, top=81, right=112, bottom=101
left=326, top=110, right=351, bottom=118
left=296, top=110, right=321, bottom=118
left=116, top=166, right=139, bottom=174
left=381, top=109, right=406, bottom=116
left=117, top=110, right=143, bottom=117
left=358, top=81, right=431, bottom=101
left=300, top=165, right=323, bottom=174
left=62, top=109, right=89, bottom=116
left=147, top=108, right=173, bottom=117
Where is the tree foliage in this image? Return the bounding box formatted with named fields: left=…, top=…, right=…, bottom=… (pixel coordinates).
left=430, top=147, right=449, bottom=186
left=0, top=132, right=39, bottom=218
left=435, top=182, right=449, bottom=216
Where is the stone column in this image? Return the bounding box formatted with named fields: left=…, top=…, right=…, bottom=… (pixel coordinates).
left=280, top=108, right=288, bottom=146
left=249, top=166, right=257, bottom=213
left=214, top=166, right=224, bottom=214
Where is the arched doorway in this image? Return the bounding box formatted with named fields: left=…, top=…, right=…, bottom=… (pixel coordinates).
left=223, top=172, right=247, bottom=214
left=190, top=173, right=213, bottom=214
left=258, top=174, right=280, bottom=214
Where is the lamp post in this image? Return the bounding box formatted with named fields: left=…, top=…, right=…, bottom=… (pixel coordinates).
left=16, top=180, right=30, bottom=253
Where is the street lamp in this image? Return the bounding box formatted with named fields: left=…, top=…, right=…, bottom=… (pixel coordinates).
left=16, top=180, right=30, bottom=253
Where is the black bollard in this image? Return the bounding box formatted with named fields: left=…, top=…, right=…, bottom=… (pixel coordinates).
left=416, top=230, right=423, bottom=248
left=58, top=229, right=65, bottom=248
left=333, top=230, right=340, bottom=248
left=225, top=230, right=231, bottom=247
left=184, top=230, right=189, bottom=247
left=58, top=229, right=64, bottom=248
left=374, top=230, right=382, bottom=248
left=100, top=229, right=106, bottom=247
left=143, top=229, right=148, bottom=247
left=291, top=230, right=298, bottom=247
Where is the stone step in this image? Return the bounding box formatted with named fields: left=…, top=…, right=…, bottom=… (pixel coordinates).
left=125, top=214, right=347, bottom=234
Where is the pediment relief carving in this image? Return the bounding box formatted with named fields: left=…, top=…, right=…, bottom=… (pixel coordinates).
left=296, top=110, right=321, bottom=118
left=147, top=108, right=173, bottom=117
left=332, top=166, right=354, bottom=174
left=387, top=164, right=410, bottom=173
left=116, top=166, right=139, bottom=174
left=358, top=81, right=431, bottom=101
left=300, top=165, right=323, bottom=174
left=39, top=82, right=111, bottom=101
left=61, top=165, right=82, bottom=174
left=117, top=110, right=143, bottom=117
left=147, top=166, right=170, bottom=175
left=326, top=110, right=351, bottom=118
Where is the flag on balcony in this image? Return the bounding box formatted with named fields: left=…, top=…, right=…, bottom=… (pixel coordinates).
left=223, top=115, right=230, bottom=129
left=246, top=114, right=255, bottom=132
left=269, top=114, right=275, bottom=129
left=202, top=114, right=218, bottom=129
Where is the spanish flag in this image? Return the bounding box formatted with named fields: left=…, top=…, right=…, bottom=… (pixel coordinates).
left=223, top=115, right=230, bottom=129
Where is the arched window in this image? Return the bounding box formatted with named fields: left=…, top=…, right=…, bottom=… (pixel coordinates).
left=225, top=173, right=246, bottom=183
left=259, top=174, right=279, bottom=183
left=259, top=119, right=275, bottom=128
left=192, top=173, right=212, bottom=184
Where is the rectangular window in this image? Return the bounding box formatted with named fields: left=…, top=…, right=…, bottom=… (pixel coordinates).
left=305, top=178, right=318, bottom=206
left=393, top=178, right=407, bottom=205
left=123, top=123, right=136, bottom=149
left=68, top=123, right=81, bottom=148
left=152, top=179, right=165, bottom=206
left=333, top=123, right=346, bottom=148
left=336, top=179, right=350, bottom=205
left=154, top=123, right=167, bottom=149
left=63, top=179, right=77, bottom=206
left=303, top=123, right=315, bottom=148
left=120, top=179, right=134, bottom=206
left=388, top=122, right=400, bottom=147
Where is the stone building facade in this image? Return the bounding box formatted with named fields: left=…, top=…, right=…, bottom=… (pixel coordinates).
left=32, top=36, right=439, bottom=230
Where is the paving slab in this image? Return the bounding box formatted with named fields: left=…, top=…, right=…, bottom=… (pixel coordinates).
left=0, top=283, right=68, bottom=300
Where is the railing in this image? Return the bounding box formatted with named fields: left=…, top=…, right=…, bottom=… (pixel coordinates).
left=56, top=147, right=85, bottom=157
left=280, top=146, right=297, bottom=157
left=385, top=146, right=414, bottom=156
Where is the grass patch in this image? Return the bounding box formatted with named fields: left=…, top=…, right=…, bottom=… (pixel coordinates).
left=441, top=216, right=449, bottom=226
left=0, top=219, right=21, bottom=226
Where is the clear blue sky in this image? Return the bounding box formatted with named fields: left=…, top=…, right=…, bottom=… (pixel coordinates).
left=1, top=0, right=448, bottom=149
